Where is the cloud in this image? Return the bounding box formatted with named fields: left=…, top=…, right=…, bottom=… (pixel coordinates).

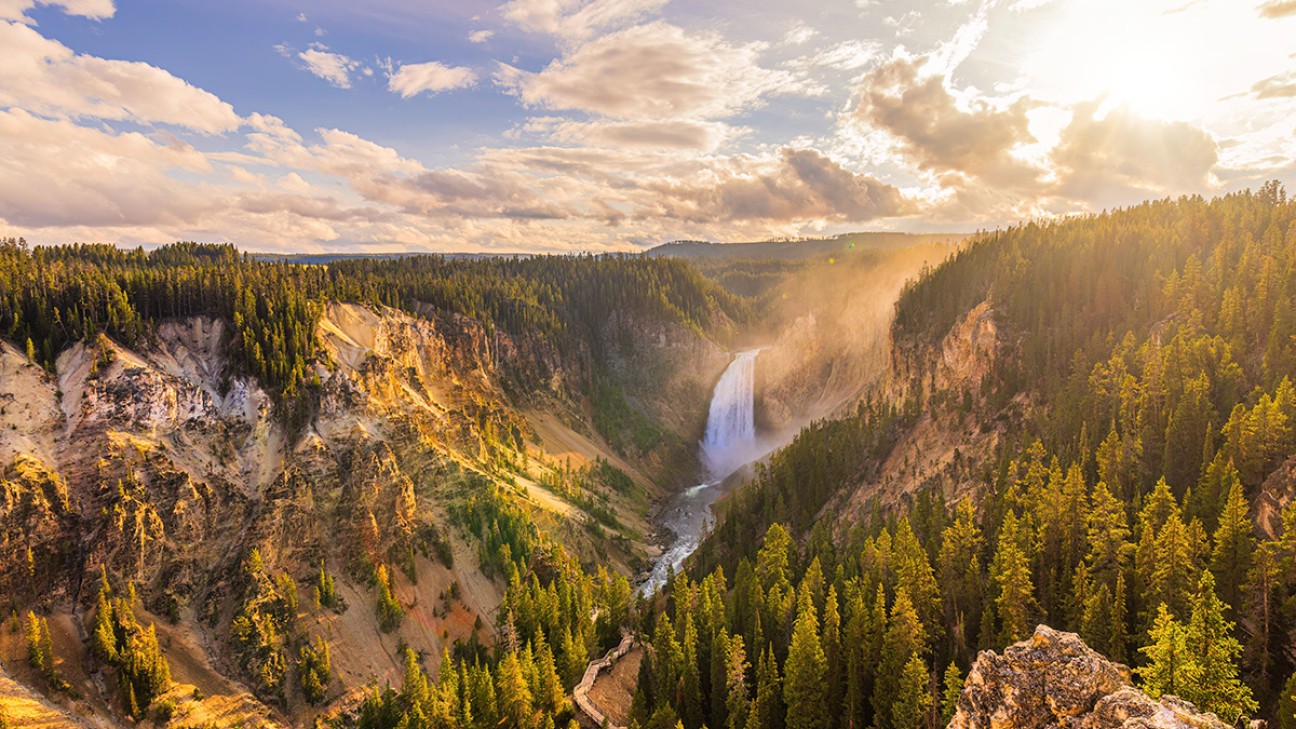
left=388, top=61, right=477, bottom=98
left=793, top=40, right=882, bottom=72
left=532, top=117, right=738, bottom=151
left=468, top=29, right=494, bottom=43
left=0, top=0, right=113, bottom=22
left=655, top=148, right=910, bottom=224
left=782, top=22, right=817, bottom=45
left=499, top=22, right=803, bottom=120
left=1252, top=71, right=1296, bottom=98
left=500, top=0, right=667, bottom=42
left=0, top=21, right=240, bottom=133
left=854, top=53, right=1040, bottom=187
left=295, top=45, right=360, bottom=88
left=0, top=108, right=216, bottom=228
left=1257, top=0, right=1296, bottom=18
left=1051, top=103, right=1218, bottom=205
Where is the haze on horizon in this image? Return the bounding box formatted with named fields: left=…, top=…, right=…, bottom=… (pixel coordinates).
left=0, top=0, right=1293, bottom=254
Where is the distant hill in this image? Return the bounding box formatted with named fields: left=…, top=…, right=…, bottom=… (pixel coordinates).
left=645, top=231, right=966, bottom=261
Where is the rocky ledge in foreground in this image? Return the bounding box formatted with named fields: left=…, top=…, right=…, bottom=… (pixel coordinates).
left=949, top=625, right=1247, bottom=729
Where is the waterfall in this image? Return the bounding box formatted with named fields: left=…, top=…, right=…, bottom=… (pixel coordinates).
left=639, top=349, right=763, bottom=595
left=701, top=350, right=759, bottom=479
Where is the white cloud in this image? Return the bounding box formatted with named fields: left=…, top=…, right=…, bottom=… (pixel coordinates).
left=0, top=21, right=240, bottom=133
left=296, top=45, right=360, bottom=88
left=498, top=22, right=805, bottom=120
left=468, top=29, right=494, bottom=43
left=500, top=0, right=668, bottom=42
left=388, top=61, right=477, bottom=98
left=0, top=0, right=113, bottom=22
left=782, top=22, right=818, bottom=45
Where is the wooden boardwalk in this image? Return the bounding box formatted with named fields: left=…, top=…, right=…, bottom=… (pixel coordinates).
left=572, top=631, right=635, bottom=729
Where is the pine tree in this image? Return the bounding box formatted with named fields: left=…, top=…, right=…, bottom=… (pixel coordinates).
left=680, top=613, right=704, bottom=729
left=711, top=628, right=732, bottom=729
left=938, top=500, right=984, bottom=658
left=1183, top=572, right=1256, bottom=722
left=497, top=651, right=535, bottom=729
left=1210, top=479, right=1254, bottom=618
left=873, top=592, right=928, bottom=729
left=821, top=586, right=843, bottom=726
left=1136, top=604, right=1200, bottom=699
left=748, top=646, right=783, bottom=729
left=725, top=635, right=750, bottom=729
left=893, top=518, right=943, bottom=644
left=784, top=594, right=828, bottom=729
left=25, top=612, right=54, bottom=680
left=991, top=513, right=1037, bottom=643
left=1086, top=481, right=1132, bottom=595
left=940, top=662, right=963, bottom=724
left=891, top=655, right=932, bottom=729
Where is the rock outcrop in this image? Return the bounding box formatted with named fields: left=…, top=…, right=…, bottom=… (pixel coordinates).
left=949, top=626, right=1235, bottom=729
left=948, top=622, right=1238, bottom=726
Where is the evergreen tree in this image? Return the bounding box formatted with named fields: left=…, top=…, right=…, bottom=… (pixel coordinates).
left=725, top=635, right=750, bottom=729
left=1210, top=479, right=1255, bottom=618
left=1183, top=572, right=1256, bottom=722
left=873, top=592, right=928, bottom=729
left=891, top=655, right=932, bottom=729
left=784, top=594, right=828, bottom=729
left=748, top=647, right=783, bottom=729
left=497, top=651, right=535, bottom=729
left=940, top=662, right=963, bottom=724
left=1136, top=604, right=1200, bottom=700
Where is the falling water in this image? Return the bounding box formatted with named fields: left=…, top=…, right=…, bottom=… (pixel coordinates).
left=701, top=350, right=758, bottom=479
left=641, top=350, right=760, bottom=595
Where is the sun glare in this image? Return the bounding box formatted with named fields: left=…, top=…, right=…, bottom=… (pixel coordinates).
left=1025, top=0, right=1209, bottom=121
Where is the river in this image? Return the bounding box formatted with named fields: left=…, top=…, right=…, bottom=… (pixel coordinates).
left=640, top=350, right=761, bottom=595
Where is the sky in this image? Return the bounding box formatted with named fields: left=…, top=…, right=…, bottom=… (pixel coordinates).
left=0, top=0, right=1293, bottom=253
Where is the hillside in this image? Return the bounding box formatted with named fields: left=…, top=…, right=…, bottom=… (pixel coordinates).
left=0, top=247, right=752, bottom=726
left=643, top=183, right=1296, bottom=729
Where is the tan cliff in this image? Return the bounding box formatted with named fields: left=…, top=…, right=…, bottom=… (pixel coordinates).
left=0, top=301, right=728, bottom=727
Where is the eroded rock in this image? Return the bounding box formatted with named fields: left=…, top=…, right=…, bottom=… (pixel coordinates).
left=949, top=626, right=1233, bottom=729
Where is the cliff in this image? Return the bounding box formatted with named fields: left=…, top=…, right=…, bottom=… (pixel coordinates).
left=950, top=626, right=1242, bottom=729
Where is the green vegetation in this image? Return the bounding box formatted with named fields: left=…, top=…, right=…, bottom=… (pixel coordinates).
left=298, top=636, right=333, bottom=705
left=661, top=184, right=1296, bottom=726
left=0, top=241, right=746, bottom=435
left=90, top=573, right=172, bottom=718
left=229, top=549, right=296, bottom=700
left=24, top=611, right=56, bottom=684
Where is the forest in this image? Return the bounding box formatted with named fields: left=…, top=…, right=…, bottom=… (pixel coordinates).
left=306, top=185, right=1296, bottom=729
left=4, top=184, right=1296, bottom=729
left=645, top=182, right=1296, bottom=728
left=0, top=241, right=748, bottom=426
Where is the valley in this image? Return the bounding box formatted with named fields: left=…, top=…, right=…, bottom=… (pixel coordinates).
left=3, top=188, right=1296, bottom=729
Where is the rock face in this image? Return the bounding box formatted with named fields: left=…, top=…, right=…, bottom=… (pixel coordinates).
left=949, top=626, right=1233, bottom=729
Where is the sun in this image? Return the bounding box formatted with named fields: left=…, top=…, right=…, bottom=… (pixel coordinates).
left=1023, top=0, right=1211, bottom=121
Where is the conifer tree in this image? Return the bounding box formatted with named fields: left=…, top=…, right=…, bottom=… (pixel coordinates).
left=725, top=635, right=750, bottom=729
left=1211, top=479, right=1255, bottom=618
left=1183, top=572, right=1256, bottom=722
left=748, top=646, right=783, bottom=729
left=891, top=655, right=932, bottom=729
left=940, top=662, right=963, bottom=724
left=873, top=592, right=928, bottom=729
left=1136, top=604, right=1199, bottom=699
left=784, top=593, right=828, bottom=729
left=497, top=651, right=535, bottom=729
left=991, top=513, right=1037, bottom=643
